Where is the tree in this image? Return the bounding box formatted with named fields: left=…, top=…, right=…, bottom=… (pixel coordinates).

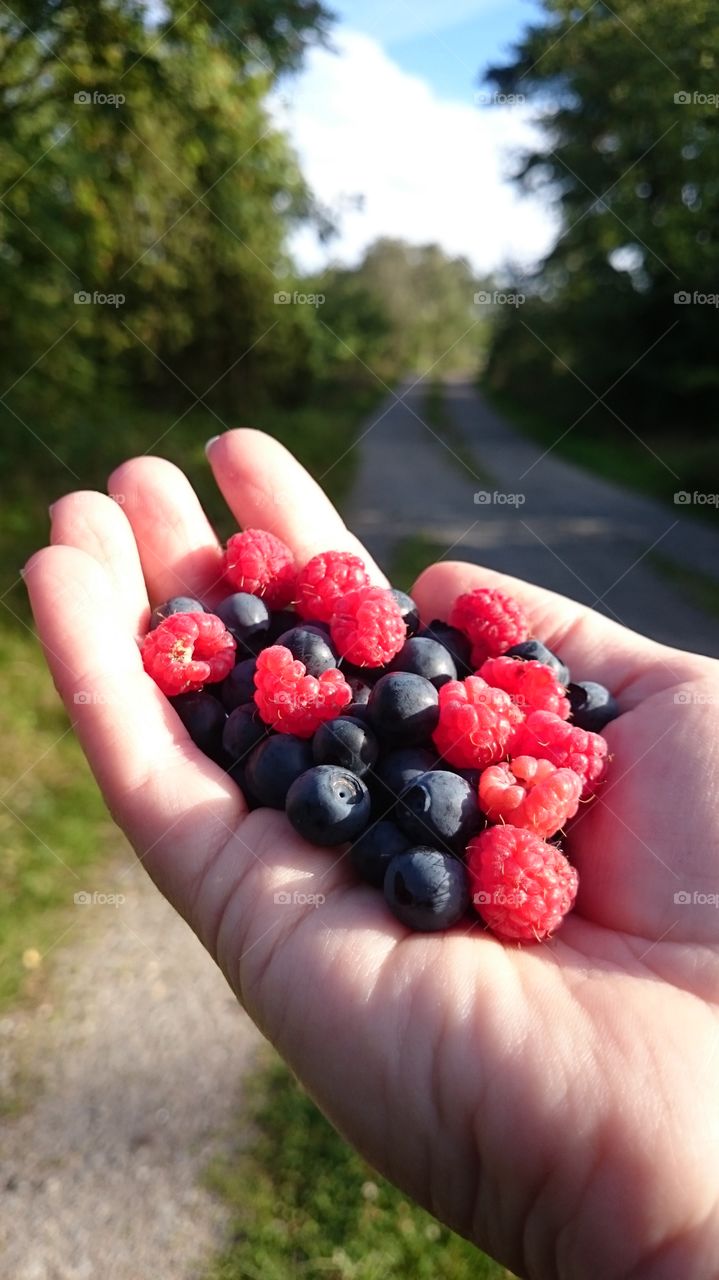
left=482, top=0, right=719, bottom=430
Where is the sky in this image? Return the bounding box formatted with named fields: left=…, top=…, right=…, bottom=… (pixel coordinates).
left=278, top=0, right=557, bottom=277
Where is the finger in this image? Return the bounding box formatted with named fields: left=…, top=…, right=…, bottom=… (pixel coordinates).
left=24, top=544, right=244, bottom=924
left=50, top=490, right=149, bottom=636
left=108, top=457, right=225, bottom=607
left=205, top=429, right=388, bottom=584
left=412, top=559, right=704, bottom=697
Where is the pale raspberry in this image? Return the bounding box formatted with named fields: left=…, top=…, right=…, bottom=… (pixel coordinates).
left=141, top=612, right=236, bottom=697
left=223, top=529, right=296, bottom=608
left=296, top=551, right=370, bottom=623
left=432, top=675, right=525, bottom=769
left=253, top=644, right=352, bottom=737
left=478, top=756, right=582, bottom=838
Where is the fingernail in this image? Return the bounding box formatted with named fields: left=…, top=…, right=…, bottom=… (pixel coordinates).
left=205, top=435, right=221, bottom=456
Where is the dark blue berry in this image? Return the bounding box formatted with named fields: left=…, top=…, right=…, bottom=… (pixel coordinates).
left=245, top=734, right=313, bottom=810
left=214, top=593, right=270, bottom=654
left=276, top=625, right=338, bottom=677
left=346, top=701, right=372, bottom=724
left=220, top=657, right=257, bottom=711
left=505, top=638, right=569, bottom=685
left=346, top=674, right=373, bottom=705
left=150, top=596, right=205, bottom=630
left=372, top=747, right=438, bottom=805
left=383, top=847, right=469, bottom=931
left=285, top=765, right=371, bottom=846
left=388, top=636, right=457, bottom=688
left=312, top=716, right=379, bottom=778
left=171, top=691, right=227, bottom=762
left=420, top=620, right=472, bottom=676
left=389, top=589, right=421, bottom=637
left=396, top=770, right=482, bottom=854
left=222, top=703, right=268, bottom=765
left=265, top=609, right=299, bottom=644
left=350, top=820, right=411, bottom=887
left=567, top=680, right=619, bottom=732
left=367, top=672, right=439, bottom=747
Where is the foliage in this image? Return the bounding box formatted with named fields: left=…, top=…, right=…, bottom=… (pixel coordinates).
left=482, top=0, right=719, bottom=445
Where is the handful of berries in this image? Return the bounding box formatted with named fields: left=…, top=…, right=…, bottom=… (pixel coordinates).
left=141, top=530, right=618, bottom=943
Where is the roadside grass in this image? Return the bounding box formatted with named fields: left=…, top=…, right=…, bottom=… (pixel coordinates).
left=649, top=553, right=719, bottom=620
left=389, top=534, right=454, bottom=596
left=204, top=1053, right=514, bottom=1280
left=422, top=380, right=494, bottom=487
left=0, top=382, right=380, bottom=1009
left=485, top=385, right=719, bottom=520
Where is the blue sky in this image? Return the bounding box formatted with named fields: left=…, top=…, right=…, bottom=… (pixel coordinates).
left=281, top=0, right=555, bottom=274
left=331, top=0, right=534, bottom=102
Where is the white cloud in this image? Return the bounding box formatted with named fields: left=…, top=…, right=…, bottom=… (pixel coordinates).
left=276, top=30, right=557, bottom=277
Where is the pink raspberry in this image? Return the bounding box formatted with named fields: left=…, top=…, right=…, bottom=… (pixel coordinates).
left=296, top=551, right=370, bottom=623
left=478, top=655, right=570, bottom=719
left=511, top=710, right=608, bottom=796
left=478, top=756, right=582, bottom=839
left=223, top=529, right=296, bottom=608
left=432, top=675, right=525, bottom=769
left=141, top=612, right=236, bottom=697
left=330, top=586, right=406, bottom=667
left=449, top=588, right=529, bottom=665
left=253, top=644, right=352, bottom=737
left=467, top=825, right=578, bottom=942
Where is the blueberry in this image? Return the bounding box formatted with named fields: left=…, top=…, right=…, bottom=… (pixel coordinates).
left=346, top=701, right=372, bottom=724
left=505, top=638, right=569, bottom=685
left=567, top=680, right=619, bottom=732
left=388, top=636, right=457, bottom=688
left=396, top=770, right=482, bottom=854
left=285, top=765, right=371, bottom=846
left=150, top=596, right=205, bottom=630
left=265, top=609, right=299, bottom=643
left=312, top=716, right=379, bottom=778
left=220, top=657, right=257, bottom=711
left=214, top=593, right=270, bottom=654
left=245, top=734, right=314, bottom=809
left=389, top=588, right=421, bottom=637
left=372, top=747, right=438, bottom=805
left=171, top=691, right=227, bottom=762
left=384, top=847, right=470, bottom=932
left=350, top=820, right=411, bottom=887
left=276, top=625, right=338, bottom=677
left=222, top=703, right=268, bottom=765
left=419, top=620, right=472, bottom=676
left=367, top=672, right=439, bottom=747
left=346, top=674, right=373, bottom=705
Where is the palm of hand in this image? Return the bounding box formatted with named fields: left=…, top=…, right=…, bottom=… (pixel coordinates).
left=27, top=431, right=719, bottom=1279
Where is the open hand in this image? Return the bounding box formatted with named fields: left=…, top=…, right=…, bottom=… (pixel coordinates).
left=25, top=431, right=719, bottom=1279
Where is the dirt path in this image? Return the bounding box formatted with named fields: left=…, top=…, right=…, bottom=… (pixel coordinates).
left=0, top=859, right=262, bottom=1280
left=347, top=376, right=719, bottom=656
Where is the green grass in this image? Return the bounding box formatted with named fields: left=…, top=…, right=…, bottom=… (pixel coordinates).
left=0, top=380, right=381, bottom=1009
left=650, top=553, right=719, bottom=620
left=486, top=385, right=719, bottom=519
left=422, top=380, right=494, bottom=487
left=204, top=1053, right=513, bottom=1280
left=389, top=534, right=453, bottom=595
